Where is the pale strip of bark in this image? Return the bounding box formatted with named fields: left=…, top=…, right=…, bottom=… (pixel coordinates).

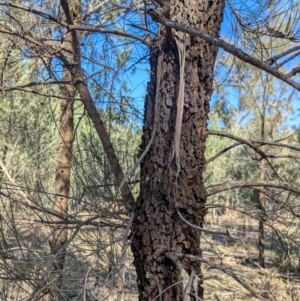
left=172, top=33, right=187, bottom=177
left=166, top=252, right=269, bottom=301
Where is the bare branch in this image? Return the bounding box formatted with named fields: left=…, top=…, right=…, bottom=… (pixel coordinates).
left=287, top=67, right=300, bottom=78
left=0, top=2, right=150, bottom=46
left=265, top=46, right=300, bottom=65
left=206, top=142, right=242, bottom=164
left=0, top=80, right=72, bottom=90
left=183, top=270, right=195, bottom=301
left=209, top=130, right=267, bottom=158
left=148, top=12, right=300, bottom=91
left=0, top=86, right=80, bottom=100
left=176, top=209, right=232, bottom=237
left=206, top=180, right=300, bottom=197
left=252, top=140, right=300, bottom=152
left=69, top=25, right=151, bottom=46
left=275, top=50, right=300, bottom=70
left=0, top=1, right=64, bottom=26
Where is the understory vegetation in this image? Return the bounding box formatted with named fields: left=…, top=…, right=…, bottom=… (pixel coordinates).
left=0, top=1, right=300, bottom=300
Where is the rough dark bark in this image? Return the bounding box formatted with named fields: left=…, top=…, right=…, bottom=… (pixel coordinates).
left=132, top=1, right=225, bottom=300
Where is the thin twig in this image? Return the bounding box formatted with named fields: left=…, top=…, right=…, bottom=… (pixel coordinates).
left=176, top=208, right=232, bottom=237
left=148, top=12, right=300, bottom=91
left=183, top=270, right=195, bottom=301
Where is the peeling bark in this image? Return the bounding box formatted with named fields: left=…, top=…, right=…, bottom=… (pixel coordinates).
left=132, top=1, right=225, bottom=300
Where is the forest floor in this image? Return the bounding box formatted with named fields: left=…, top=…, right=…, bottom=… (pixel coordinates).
left=201, top=210, right=300, bottom=301
left=2, top=209, right=300, bottom=300
left=73, top=209, right=300, bottom=301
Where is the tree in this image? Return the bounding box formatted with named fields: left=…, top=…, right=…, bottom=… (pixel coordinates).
left=209, top=53, right=296, bottom=268
left=131, top=1, right=224, bottom=300
left=207, top=78, right=299, bottom=269
left=1, top=1, right=300, bottom=300
left=45, top=1, right=79, bottom=300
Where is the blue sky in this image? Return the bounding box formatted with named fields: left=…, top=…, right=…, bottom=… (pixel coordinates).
left=124, top=9, right=300, bottom=131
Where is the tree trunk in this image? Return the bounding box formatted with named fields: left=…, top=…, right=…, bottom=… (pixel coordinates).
left=258, top=217, right=265, bottom=267
left=46, top=68, right=74, bottom=301
left=258, top=159, right=266, bottom=268
left=258, top=95, right=266, bottom=268
left=132, top=1, right=225, bottom=300
left=45, top=2, right=80, bottom=300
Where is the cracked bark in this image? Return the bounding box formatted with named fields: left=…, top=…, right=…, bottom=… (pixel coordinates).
left=132, top=1, right=225, bottom=300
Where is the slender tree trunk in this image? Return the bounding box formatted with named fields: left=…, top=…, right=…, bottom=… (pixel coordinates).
left=258, top=161, right=266, bottom=268
left=45, top=2, right=80, bottom=300
left=132, top=1, right=224, bottom=300
left=46, top=69, right=74, bottom=301
left=258, top=98, right=266, bottom=268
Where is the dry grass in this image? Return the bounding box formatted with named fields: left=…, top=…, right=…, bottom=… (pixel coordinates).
left=1, top=207, right=300, bottom=300
left=202, top=210, right=300, bottom=301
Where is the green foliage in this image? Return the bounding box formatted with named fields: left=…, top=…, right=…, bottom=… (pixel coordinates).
left=71, top=100, right=141, bottom=208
